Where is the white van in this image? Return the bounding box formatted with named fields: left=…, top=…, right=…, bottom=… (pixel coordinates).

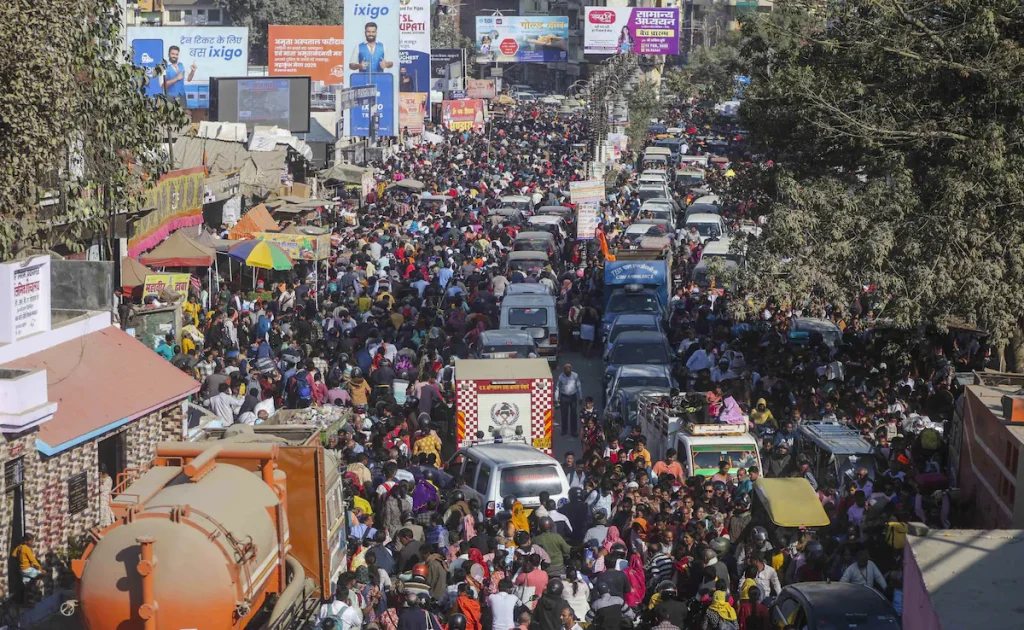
left=499, top=293, right=559, bottom=361
left=447, top=441, right=570, bottom=517
left=685, top=213, right=727, bottom=243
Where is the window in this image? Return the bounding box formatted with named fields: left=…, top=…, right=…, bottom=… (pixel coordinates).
left=1005, top=441, right=1020, bottom=475
left=999, top=474, right=1016, bottom=508
left=167, top=9, right=183, bottom=22
left=508, top=308, right=548, bottom=327
left=4, top=458, right=24, bottom=491
left=475, top=465, right=491, bottom=495
left=207, top=8, right=221, bottom=22
left=463, top=457, right=478, bottom=486
left=499, top=464, right=563, bottom=498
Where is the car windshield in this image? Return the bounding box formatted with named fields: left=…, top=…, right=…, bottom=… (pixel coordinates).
left=639, top=188, right=664, bottom=201
left=509, top=261, right=544, bottom=275
left=610, top=343, right=670, bottom=364
left=692, top=223, right=721, bottom=237
left=608, top=323, right=656, bottom=343
left=607, top=292, right=659, bottom=314
left=514, top=240, right=549, bottom=252
left=499, top=464, right=563, bottom=498
left=617, top=374, right=671, bottom=389
left=691, top=446, right=759, bottom=471
left=508, top=307, right=547, bottom=326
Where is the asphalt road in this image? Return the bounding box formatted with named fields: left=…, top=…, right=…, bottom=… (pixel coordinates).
left=548, top=349, right=607, bottom=463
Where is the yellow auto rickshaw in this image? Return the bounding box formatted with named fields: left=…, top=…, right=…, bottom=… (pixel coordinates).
left=751, top=478, right=831, bottom=564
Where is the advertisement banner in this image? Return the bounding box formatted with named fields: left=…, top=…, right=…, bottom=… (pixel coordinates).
left=254, top=232, right=331, bottom=261
left=431, top=49, right=463, bottom=90
left=467, top=78, right=496, bottom=100
left=127, top=27, right=249, bottom=109
left=345, top=0, right=400, bottom=137
left=583, top=8, right=680, bottom=55
left=128, top=167, right=207, bottom=257
left=475, top=16, right=569, bottom=63
left=570, top=180, right=604, bottom=240
left=399, top=93, right=428, bottom=134
left=442, top=99, right=486, bottom=132
left=336, top=85, right=379, bottom=111
left=399, top=0, right=431, bottom=133
left=143, top=273, right=191, bottom=299
left=268, top=25, right=345, bottom=84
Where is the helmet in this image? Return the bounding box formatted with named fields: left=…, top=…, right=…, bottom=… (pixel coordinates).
left=733, top=492, right=751, bottom=512
left=503, top=495, right=517, bottom=511
left=412, top=563, right=429, bottom=578
left=448, top=613, right=467, bottom=630
left=656, top=580, right=677, bottom=596
left=514, top=530, right=531, bottom=546
left=400, top=510, right=415, bottom=523
left=568, top=487, right=585, bottom=502
left=712, top=480, right=726, bottom=492
left=545, top=578, right=564, bottom=597
left=538, top=516, right=553, bottom=532
left=422, top=468, right=437, bottom=483
left=450, top=490, right=466, bottom=505
left=805, top=540, right=824, bottom=561
left=338, top=353, right=350, bottom=364
left=710, top=537, right=731, bottom=556
left=752, top=526, right=769, bottom=546
left=595, top=581, right=611, bottom=597
left=351, top=367, right=364, bottom=379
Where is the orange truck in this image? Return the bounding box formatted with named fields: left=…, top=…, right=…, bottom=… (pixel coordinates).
left=72, top=425, right=346, bottom=630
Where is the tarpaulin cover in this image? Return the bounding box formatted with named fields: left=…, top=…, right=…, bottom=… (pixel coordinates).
left=139, top=231, right=215, bottom=268
left=121, top=257, right=153, bottom=292
left=228, top=204, right=280, bottom=239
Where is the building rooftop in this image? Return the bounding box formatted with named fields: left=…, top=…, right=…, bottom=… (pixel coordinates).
left=1, top=327, right=199, bottom=454
left=907, top=529, right=1024, bottom=630
left=966, top=373, right=1024, bottom=445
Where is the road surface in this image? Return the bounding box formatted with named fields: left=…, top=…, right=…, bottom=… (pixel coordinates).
left=549, top=350, right=606, bottom=463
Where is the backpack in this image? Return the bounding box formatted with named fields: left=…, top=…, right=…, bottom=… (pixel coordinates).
left=718, top=618, right=739, bottom=630
left=294, top=371, right=312, bottom=401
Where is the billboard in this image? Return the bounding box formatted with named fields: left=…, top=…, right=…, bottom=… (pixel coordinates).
left=268, top=25, right=345, bottom=84
left=570, top=180, right=604, bottom=240
left=345, top=0, right=400, bottom=137
left=442, top=99, right=486, bottom=132
left=210, top=77, right=311, bottom=132
left=254, top=232, right=331, bottom=261
left=583, top=8, right=680, bottom=55
left=143, top=274, right=191, bottom=300
left=399, top=93, right=428, bottom=134
left=475, top=16, right=569, bottom=63
left=127, top=27, right=249, bottom=109
left=430, top=49, right=463, bottom=93
left=467, top=78, right=496, bottom=100
left=399, top=0, right=431, bottom=132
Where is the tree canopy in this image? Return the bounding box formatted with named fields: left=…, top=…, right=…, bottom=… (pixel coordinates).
left=0, top=0, right=186, bottom=260
left=735, top=0, right=1024, bottom=358
left=665, top=31, right=747, bottom=103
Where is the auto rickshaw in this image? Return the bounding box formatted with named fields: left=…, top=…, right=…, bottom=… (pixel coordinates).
left=751, top=478, right=831, bottom=554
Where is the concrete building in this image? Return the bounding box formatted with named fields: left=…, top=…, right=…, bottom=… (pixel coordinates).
left=128, top=0, right=225, bottom=27
left=0, top=256, right=198, bottom=610
left=903, top=527, right=1024, bottom=630
left=952, top=371, right=1024, bottom=528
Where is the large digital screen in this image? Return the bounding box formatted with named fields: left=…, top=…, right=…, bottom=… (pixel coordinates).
left=475, top=16, right=569, bottom=63
left=210, top=77, right=311, bottom=132
left=583, top=8, right=680, bottom=56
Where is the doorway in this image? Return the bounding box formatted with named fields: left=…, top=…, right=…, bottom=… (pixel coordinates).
left=5, top=457, right=25, bottom=597
left=98, top=432, right=127, bottom=481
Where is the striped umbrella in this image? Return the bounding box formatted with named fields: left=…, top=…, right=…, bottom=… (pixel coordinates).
left=227, top=240, right=294, bottom=270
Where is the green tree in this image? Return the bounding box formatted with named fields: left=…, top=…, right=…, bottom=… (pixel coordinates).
left=0, top=0, right=187, bottom=260
left=218, top=0, right=342, bottom=65
left=665, top=31, right=746, bottom=103
left=737, top=0, right=1024, bottom=365
left=626, top=77, right=665, bottom=154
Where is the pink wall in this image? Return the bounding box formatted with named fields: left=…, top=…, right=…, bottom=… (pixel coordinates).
left=901, top=543, right=942, bottom=630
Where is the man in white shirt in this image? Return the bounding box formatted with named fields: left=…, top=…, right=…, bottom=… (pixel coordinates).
left=686, top=342, right=714, bottom=373
left=752, top=554, right=782, bottom=602
left=316, top=587, right=361, bottom=630
left=207, top=383, right=241, bottom=425
left=488, top=579, right=522, bottom=630
left=840, top=550, right=887, bottom=592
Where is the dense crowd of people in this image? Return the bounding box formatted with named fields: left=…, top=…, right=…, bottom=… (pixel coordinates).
left=146, top=90, right=981, bottom=630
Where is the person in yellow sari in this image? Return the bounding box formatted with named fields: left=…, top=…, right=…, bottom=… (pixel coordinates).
left=510, top=501, right=530, bottom=532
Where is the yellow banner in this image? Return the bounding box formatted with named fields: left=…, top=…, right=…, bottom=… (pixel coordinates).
left=143, top=273, right=191, bottom=299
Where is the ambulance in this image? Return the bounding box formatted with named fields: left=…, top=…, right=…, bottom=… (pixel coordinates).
left=638, top=392, right=761, bottom=477
left=454, top=358, right=555, bottom=453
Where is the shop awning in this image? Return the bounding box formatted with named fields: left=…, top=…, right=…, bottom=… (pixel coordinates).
left=228, top=204, right=280, bottom=240
left=1, top=327, right=200, bottom=455
left=139, top=231, right=215, bottom=267
left=121, top=257, right=153, bottom=292
left=318, top=163, right=373, bottom=184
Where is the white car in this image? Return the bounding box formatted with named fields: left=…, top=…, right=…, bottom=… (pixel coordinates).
left=686, top=213, right=727, bottom=243
left=447, top=442, right=571, bottom=517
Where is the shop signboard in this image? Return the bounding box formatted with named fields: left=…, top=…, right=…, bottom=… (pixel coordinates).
left=441, top=99, right=486, bottom=132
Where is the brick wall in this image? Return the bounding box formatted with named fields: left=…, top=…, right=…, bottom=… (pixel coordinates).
left=0, top=401, right=186, bottom=599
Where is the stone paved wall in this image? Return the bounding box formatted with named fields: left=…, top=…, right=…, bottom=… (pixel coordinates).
left=0, top=402, right=186, bottom=599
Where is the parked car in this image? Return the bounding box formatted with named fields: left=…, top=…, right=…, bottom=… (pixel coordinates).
left=604, top=330, right=673, bottom=385
left=474, top=329, right=540, bottom=359
left=603, top=313, right=665, bottom=357
left=605, top=364, right=675, bottom=406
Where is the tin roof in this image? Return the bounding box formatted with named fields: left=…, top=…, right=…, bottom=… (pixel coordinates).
left=2, top=328, right=200, bottom=454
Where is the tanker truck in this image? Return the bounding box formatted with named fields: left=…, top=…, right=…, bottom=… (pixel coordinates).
left=71, top=424, right=347, bottom=630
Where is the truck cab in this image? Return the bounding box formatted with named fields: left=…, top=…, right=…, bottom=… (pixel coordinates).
left=602, top=245, right=672, bottom=338
left=638, top=392, right=762, bottom=478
